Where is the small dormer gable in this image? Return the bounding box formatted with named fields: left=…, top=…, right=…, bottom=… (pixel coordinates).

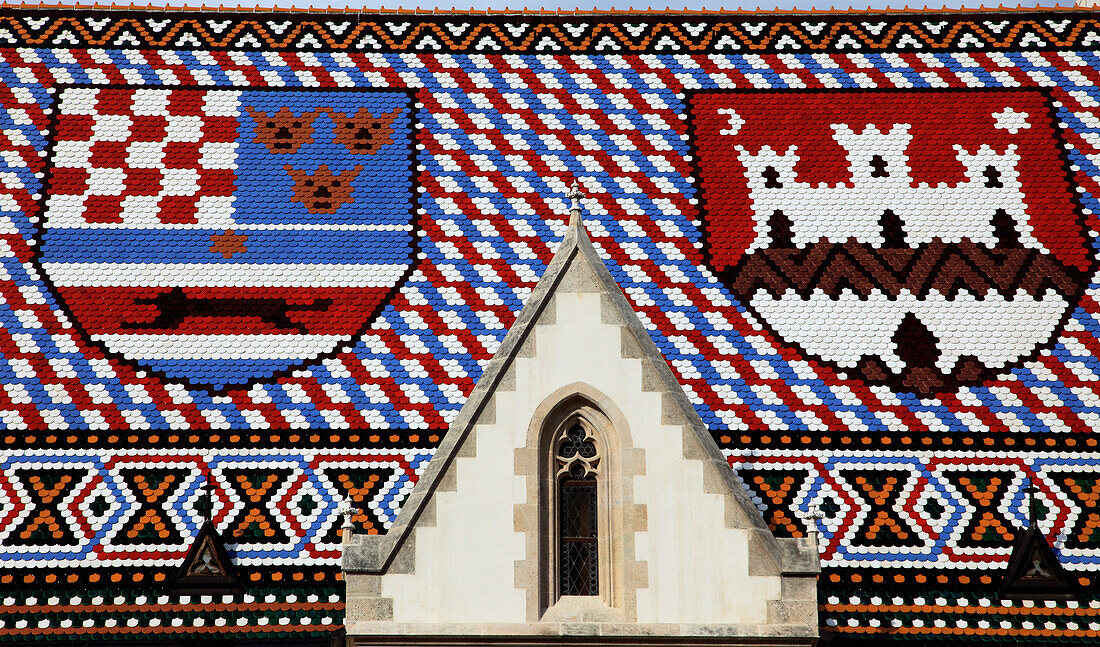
left=341, top=188, right=820, bottom=646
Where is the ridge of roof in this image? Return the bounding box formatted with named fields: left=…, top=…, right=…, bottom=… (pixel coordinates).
left=0, top=4, right=1084, bottom=15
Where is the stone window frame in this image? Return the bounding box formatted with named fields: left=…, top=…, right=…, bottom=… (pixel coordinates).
left=547, top=412, right=605, bottom=602
left=515, top=383, right=648, bottom=623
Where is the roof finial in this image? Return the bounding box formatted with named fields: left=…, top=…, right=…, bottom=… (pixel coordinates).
left=197, top=480, right=212, bottom=524
left=567, top=181, right=583, bottom=229
left=337, top=497, right=356, bottom=542
left=1027, top=478, right=1038, bottom=529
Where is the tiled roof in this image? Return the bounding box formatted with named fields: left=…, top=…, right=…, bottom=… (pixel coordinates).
left=0, top=10, right=1090, bottom=49
left=0, top=582, right=344, bottom=642
left=821, top=582, right=1100, bottom=641
left=0, top=8, right=1097, bottom=643
left=0, top=5, right=1086, bottom=15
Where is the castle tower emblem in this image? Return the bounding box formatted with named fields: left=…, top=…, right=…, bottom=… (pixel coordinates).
left=691, top=91, right=1091, bottom=395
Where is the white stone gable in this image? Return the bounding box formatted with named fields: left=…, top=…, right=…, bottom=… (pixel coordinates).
left=342, top=200, right=819, bottom=644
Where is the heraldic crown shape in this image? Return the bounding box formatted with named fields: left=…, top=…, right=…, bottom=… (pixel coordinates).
left=725, top=121, right=1086, bottom=395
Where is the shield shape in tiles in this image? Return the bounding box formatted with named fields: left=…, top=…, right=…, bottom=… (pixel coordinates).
left=36, top=87, right=416, bottom=390
left=690, top=90, right=1092, bottom=395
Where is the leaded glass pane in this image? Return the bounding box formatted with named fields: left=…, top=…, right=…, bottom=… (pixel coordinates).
left=559, top=478, right=598, bottom=596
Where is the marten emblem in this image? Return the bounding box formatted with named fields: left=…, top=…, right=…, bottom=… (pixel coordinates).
left=35, top=88, right=415, bottom=391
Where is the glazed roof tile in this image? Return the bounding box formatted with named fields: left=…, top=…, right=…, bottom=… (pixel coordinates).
left=0, top=7, right=1096, bottom=642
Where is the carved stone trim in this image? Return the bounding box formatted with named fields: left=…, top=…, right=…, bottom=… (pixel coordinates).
left=515, top=380, right=648, bottom=624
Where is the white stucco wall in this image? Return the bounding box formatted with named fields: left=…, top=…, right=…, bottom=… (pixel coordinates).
left=377, top=387, right=530, bottom=623
left=379, top=282, right=782, bottom=625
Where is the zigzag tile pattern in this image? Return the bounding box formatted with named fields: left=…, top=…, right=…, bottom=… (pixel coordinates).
left=729, top=450, right=1100, bottom=568
left=0, top=13, right=1094, bottom=52
left=1, top=446, right=1098, bottom=570
left=727, top=241, right=1087, bottom=301
left=0, top=449, right=433, bottom=566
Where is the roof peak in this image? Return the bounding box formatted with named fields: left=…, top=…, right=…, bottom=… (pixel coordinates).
left=567, top=182, right=584, bottom=230
left=343, top=185, right=817, bottom=582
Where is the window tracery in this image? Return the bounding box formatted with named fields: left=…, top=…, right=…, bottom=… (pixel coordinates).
left=555, top=423, right=600, bottom=479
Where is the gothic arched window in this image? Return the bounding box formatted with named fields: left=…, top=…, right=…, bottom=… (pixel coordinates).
left=554, top=422, right=600, bottom=596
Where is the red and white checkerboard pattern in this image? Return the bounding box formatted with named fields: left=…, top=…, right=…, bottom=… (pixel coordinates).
left=45, top=87, right=238, bottom=228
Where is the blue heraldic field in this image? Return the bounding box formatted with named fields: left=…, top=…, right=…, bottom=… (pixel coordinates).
left=0, top=7, right=1097, bottom=645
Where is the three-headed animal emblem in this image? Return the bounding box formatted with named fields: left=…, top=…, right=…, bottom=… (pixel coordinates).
left=284, top=165, right=364, bottom=214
